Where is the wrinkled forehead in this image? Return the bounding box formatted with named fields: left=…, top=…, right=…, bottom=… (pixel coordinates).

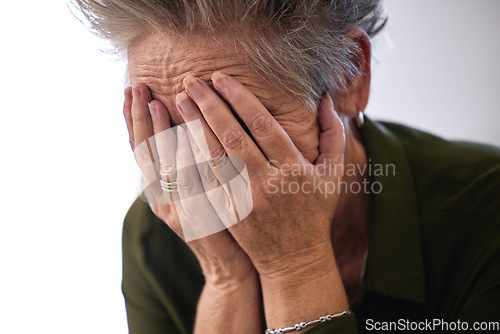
left=128, top=33, right=247, bottom=83
left=127, top=32, right=284, bottom=126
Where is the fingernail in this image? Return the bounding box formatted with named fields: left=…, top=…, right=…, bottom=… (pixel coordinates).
left=148, top=103, right=157, bottom=118
left=183, top=76, right=203, bottom=96
left=176, top=92, right=191, bottom=113
left=132, top=83, right=140, bottom=97
left=327, top=93, right=338, bottom=113
left=212, top=72, right=229, bottom=91
left=326, top=92, right=333, bottom=104
left=124, top=86, right=132, bottom=101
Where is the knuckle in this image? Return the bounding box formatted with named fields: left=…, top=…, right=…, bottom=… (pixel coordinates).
left=202, top=165, right=218, bottom=184
left=198, top=95, right=219, bottom=112
left=251, top=115, right=272, bottom=136
left=223, top=129, right=244, bottom=150
left=210, top=146, right=227, bottom=160
left=131, top=112, right=146, bottom=123
left=229, top=88, right=246, bottom=105
left=214, top=159, right=239, bottom=185
left=205, top=169, right=218, bottom=185
left=212, top=155, right=229, bottom=169
left=131, top=108, right=149, bottom=123
left=176, top=173, right=193, bottom=191
left=159, top=162, right=176, bottom=178
left=176, top=151, right=191, bottom=165
left=212, top=158, right=231, bottom=183
left=135, top=152, right=151, bottom=166
left=123, top=106, right=130, bottom=118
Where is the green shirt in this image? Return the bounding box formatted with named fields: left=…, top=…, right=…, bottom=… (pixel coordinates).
left=122, top=118, right=500, bottom=333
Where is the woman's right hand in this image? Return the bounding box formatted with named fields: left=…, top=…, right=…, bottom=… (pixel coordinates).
left=123, top=83, right=256, bottom=285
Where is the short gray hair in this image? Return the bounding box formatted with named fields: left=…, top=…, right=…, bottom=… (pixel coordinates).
left=70, top=0, right=386, bottom=109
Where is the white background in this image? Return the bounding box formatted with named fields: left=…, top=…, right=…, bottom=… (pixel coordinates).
left=0, top=1, right=498, bottom=333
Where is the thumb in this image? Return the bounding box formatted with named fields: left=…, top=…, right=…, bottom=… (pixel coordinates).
left=314, top=93, right=345, bottom=168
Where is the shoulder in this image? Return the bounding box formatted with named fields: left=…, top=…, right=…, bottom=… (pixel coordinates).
left=380, top=121, right=500, bottom=225
left=123, top=197, right=184, bottom=257
left=122, top=198, right=203, bottom=333
left=123, top=197, right=203, bottom=282
left=368, top=120, right=500, bottom=318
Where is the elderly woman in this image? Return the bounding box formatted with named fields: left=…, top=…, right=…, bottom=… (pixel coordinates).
left=73, top=0, right=500, bottom=333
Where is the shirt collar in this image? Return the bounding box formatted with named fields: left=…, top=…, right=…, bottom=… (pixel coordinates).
left=358, top=117, right=426, bottom=304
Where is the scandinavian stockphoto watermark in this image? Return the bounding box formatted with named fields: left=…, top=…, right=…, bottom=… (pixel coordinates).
left=266, top=159, right=395, bottom=197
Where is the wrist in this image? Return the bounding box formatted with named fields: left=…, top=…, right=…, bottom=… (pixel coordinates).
left=204, top=264, right=258, bottom=292
left=194, top=262, right=262, bottom=334
left=194, top=250, right=257, bottom=288
left=203, top=273, right=260, bottom=310
left=259, top=245, right=349, bottom=329
left=256, top=240, right=334, bottom=279
left=259, top=247, right=341, bottom=293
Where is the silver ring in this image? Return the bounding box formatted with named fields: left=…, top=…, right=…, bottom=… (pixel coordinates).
left=160, top=179, right=178, bottom=193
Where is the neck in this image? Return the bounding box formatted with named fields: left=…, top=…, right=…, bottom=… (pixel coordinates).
left=331, top=117, right=372, bottom=303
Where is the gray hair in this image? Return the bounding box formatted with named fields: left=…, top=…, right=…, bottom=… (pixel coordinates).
left=70, top=0, right=386, bottom=109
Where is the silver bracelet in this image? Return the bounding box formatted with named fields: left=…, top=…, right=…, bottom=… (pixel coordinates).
left=265, top=310, right=351, bottom=334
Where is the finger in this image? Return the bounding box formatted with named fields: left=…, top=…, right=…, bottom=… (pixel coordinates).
left=175, top=101, right=247, bottom=231
left=150, top=99, right=171, bottom=133
left=178, top=118, right=250, bottom=230
left=131, top=83, right=153, bottom=148
left=176, top=92, right=227, bottom=161
left=149, top=100, right=177, bottom=183
left=175, top=126, right=227, bottom=241
left=211, top=72, right=303, bottom=166
left=135, top=136, right=160, bottom=199
left=176, top=91, right=240, bottom=186
left=183, top=76, right=267, bottom=175
left=314, top=93, right=345, bottom=168
left=141, top=100, right=175, bottom=205
left=176, top=125, right=208, bottom=198
left=123, top=86, right=134, bottom=149
left=184, top=127, right=241, bottom=230
left=131, top=83, right=158, bottom=192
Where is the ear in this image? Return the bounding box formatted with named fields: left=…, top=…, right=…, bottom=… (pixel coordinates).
left=333, top=28, right=371, bottom=118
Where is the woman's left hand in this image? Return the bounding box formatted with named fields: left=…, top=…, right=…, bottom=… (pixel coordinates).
left=178, top=72, right=346, bottom=279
